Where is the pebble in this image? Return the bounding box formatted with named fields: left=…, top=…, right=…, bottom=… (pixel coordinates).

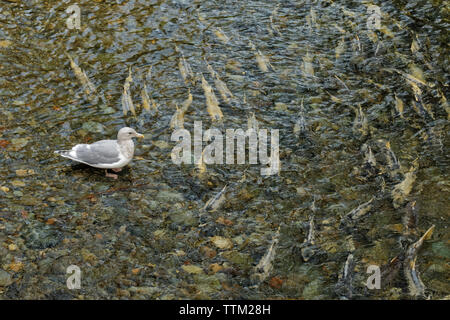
left=210, top=236, right=233, bottom=250
left=200, top=246, right=217, bottom=259
left=156, top=190, right=185, bottom=203
left=182, top=265, right=204, bottom=274
left=11, top=180, right=26, bottom=187
left=129, top=286, right=159, bottom=296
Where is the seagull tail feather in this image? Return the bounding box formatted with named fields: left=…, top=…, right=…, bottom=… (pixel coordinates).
left=54, top=150, right=70, bottom=157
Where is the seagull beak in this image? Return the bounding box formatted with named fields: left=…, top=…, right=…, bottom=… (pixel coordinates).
left=136, top=133, right=144, bottom=139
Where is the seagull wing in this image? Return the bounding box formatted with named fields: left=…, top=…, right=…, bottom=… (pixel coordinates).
left=74, top=140, right=121, bottom=165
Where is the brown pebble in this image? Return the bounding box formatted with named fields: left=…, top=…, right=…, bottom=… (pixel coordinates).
left=131, top=268, right=141, bottom=275
left=117, top=289, right=130, bottom=297
left=269, top=276, right=283, bottom=289
left=209, top=263, right=223, bottom=274
left=216, top=217, right=233, bottom=226
left=200, top=246, right=217, bottom=259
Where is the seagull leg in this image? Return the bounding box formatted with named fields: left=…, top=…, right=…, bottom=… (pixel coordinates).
left=112, top=168, right=123, bottom=173
left=105, top=169, right=118, bottom=179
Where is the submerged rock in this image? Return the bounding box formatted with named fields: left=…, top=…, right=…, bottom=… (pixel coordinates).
left=128, top=286, right=159, bottom=297
left=0, top=269, right=13, bottom=287
left=155, top=190, right=185, bottom=203
left=182, top=265, right=204, bottom=274
left=23, top=224, right=62, bottom=249
left=303, top=279, right=323, bottom=299
left=432, top=242, right=450, bottom=259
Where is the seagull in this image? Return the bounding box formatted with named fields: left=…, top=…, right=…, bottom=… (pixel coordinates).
left=55, top=127, right=144, bottom=179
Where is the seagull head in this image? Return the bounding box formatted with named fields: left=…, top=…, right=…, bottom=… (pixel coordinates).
left=117, top=127, right=144, bottom=140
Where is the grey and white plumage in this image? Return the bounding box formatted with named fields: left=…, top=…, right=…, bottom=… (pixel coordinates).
left=55, top=127, right=144, bottom=177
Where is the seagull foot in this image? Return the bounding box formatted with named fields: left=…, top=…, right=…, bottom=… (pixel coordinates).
left=112, top=168, right=123, bottom=173
left=105, top=170, right=118, bottom=179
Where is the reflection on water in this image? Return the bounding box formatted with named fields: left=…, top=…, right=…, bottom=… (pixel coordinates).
left=0, top=0, right=448, bottom=299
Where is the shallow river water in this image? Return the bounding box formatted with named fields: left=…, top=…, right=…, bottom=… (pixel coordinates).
left=0, top=0, right=449, bottom=299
